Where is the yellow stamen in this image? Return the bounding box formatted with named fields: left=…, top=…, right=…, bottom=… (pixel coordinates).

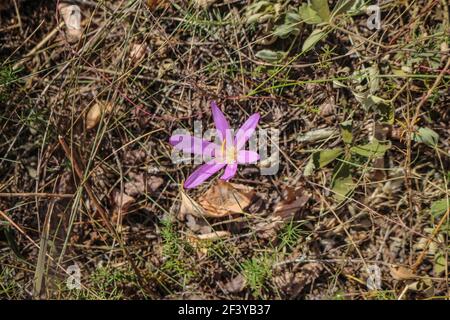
left=219, top=139, right=236, bottom=164
left=221, top=139, right=226, bottom=157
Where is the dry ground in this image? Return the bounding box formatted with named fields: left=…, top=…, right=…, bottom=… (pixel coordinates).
left=0, top=0, right=449, bottom=299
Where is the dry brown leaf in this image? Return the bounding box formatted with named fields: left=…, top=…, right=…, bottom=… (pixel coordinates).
left=125, top=173, right=163, bottom=196
left=179, top=191, right=207, bottom=219
left=319, top=98, right=336, bottom=117
left=390, top=265, right=417, bottom=280
left=146, top=0, right=168, bottom=10
left=406, top=278, right=434, bottom=297
left=113, top=191, right=135, bottom=211
left=58, top=3, right=82, bottom=43
left=194, top=230, right=230, bottom=241
left=185, top=214, right=212, bottom=234
left=148, top=175, right=164, bottom=192
left=197, top=180, right=255, bottom=217
left=129, top=43, right=147, bottom=64
left=223, top=274, right=246, bottom=294
left=86, top=101, right=113, bottom=130
left=255, top=187, right=309, bottom=239
left=111, top=191, right=135, bottom=226
left=273, top=263, right=323, bottom=298
left=187, top=230, right=230, bottom=256
left=274, top=189, right=309, bottom=220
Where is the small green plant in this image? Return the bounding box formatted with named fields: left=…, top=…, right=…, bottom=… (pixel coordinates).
left=278, top=220, right=306, bottom=250
left=0, top=267, right=24, bottom=299
left=251, top=0, right=369, bottom=59
left=332, top=291, right=346, bottom=300
left=303, top=121, right=391, bottom=202
left=372, top=290, right=397, bottom=300
left=241, top=253, right=273, bottom=297
left=0, top=66, right=19, bottom=102
left=86, top=266, right=137, bottom=300
left=160, top=220, right=196, bottom=285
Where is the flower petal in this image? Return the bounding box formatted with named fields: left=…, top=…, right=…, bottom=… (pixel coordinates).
left=237, top=150, right=259, bottom=164
left=184, top=161, right=225, bottom=189
left=235, top=113, right=260, bottom=150
left=170, top=134, right=217, bottom=158
left=220, top=163, right=238, bottom=181
left=211, top=101, right=231, bottom=142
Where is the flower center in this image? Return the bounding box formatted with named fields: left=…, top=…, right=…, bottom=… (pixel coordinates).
left=219, top=139, right=236, bottom=164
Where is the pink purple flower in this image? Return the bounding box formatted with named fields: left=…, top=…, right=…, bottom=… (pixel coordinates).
left=170, top=101, right=260, bottom=188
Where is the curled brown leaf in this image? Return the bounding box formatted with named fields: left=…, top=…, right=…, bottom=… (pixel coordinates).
left=86, top=101, right=113, bottom=130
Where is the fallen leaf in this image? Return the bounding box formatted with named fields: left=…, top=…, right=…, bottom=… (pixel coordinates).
left=58, top=3, right=82, bottom=43
left=273, top=188, right=309, bottom=220
left=125, top=172, right=145, bottom=196
left=146, top=0, right=164, bottom=10
left=197, top=180, right=255, bottom=217
left=185, top=214, right=212, bottom=234
left=179, top=190, right=207, bottom=219
left=390, top=265, right=416, bottom=280
left=86, top=101, right=113, bottom=130
left=273, top=263, right=323, bottom=297
left=148, top=175, right=164, bottom=192
left=113, top=191, right=135, bottom=211
left=406, top=278, right=434, bottom=298
left=223, top=274, right=246, bottom=294
left=111, top=191, right=135, bottom=226
left=319, top=99, right=336, bottom=117
left=125, top=173, right=163, bottom=196
left=129, top=43, right=147, bottom=64
left=186, top=230, right=230, bottom=256
left=296, top=128, right=338, bottom=143
left=193, top=230, right=230, bottom=241
left=256, top=187, right=309, bottom=239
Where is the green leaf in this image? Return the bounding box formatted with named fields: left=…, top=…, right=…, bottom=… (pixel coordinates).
left=311, top=0, right=331, bottom=22
left=413, top=127, right=439, bottom=148
left=350, top=139, right=391, bottom=158
left=434, top=252, right=446, bottom=276
left=255, top=50, right=285, bottom=62
left=298, top=3, right=322, bottom=24
left=285, top=11, right=302, bottom=24
left=331, top=163, right=355, bottom=202
left=332, top=0, right=354, bottom=16
left=304, top=148, right=343, bottom=176
left=274, top=11, right=302, bottom=38
left=430, top=198, right=450, bottom=219
left=332, top=0, right=366, bottom=16
left=376, top=100, right=395, bottom=124
left=340, top=120, right=353, bottom=145
left=302, top=28, right=327, bottom=52
left=359, top=95, right=394, bottom=124
left=274, top=24, right=299, bottom=38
